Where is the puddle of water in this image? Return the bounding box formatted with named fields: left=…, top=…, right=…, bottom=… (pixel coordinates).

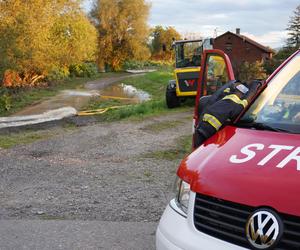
left=61, top=90, right=99, bottom=97
left=11, top=83, right=151, bottom=117
left=13, top=90, right=100, bottom=116
left=100, top=83, right=151, bottom=103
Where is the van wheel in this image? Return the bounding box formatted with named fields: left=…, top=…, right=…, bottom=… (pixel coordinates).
left=166, top=88, right=180, bottom=108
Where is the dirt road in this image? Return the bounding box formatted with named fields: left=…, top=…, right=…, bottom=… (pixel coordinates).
left=0, top=109, right=193, bottom=249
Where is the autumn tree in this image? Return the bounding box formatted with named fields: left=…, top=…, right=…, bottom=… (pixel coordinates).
left=91, top=0, right=151, bottom=71
left=150, top=26, right=181, bottom=60
left=0, top=0, right=97, bottom=86
left=287, top=4, right=300, bottom=48
left=238, top=61, right=267, bottom=82
left=50, top=3, right=98, bottom=68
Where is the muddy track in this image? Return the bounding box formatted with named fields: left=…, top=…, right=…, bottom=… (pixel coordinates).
left=84, top=73, right=145, bottom=90
left=0, top=110, right=193, bottom=249
left=12, top=73, right=143, bottom=117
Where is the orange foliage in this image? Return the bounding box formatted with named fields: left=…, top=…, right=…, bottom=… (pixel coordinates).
left=2, top=70, right=22, bottom=87
left=2, top=70, right=46, bottom=88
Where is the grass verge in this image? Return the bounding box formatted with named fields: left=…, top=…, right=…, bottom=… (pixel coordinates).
left=142, top=134, right=193, bottom=161
left=0, top=131, right=55, bottom=149
left=142, top=119, right=185, bottom=133
left=0, top=125, right=76, bottom=149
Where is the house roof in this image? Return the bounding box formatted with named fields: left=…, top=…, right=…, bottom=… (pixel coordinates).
left=215, top=31, right=274, bottom=54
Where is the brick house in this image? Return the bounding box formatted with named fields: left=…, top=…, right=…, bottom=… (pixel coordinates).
left=213, top=29, right=274, bottom=75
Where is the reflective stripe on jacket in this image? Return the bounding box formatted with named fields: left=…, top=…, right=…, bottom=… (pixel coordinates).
left=222, top=94, right=248, bottom=108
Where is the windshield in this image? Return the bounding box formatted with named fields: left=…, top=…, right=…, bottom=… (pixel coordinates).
left=176, top=41, right=202, bottom=68
left=239, top=52, right=300, bottom=134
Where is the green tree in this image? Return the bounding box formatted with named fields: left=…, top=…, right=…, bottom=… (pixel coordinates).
left=91, top=0, right=151, bottom=71
left=0, top=0, right=97, bottom=86
left=238, top=61, right=267, bottom=82
left=51, top=6, right=98, bottom=67
left=263, top=47, right=297, bottom=75
left=150, top=26, right=181, bottom=59
left=263, top=5, right=300, bottom=75
left=287, top=5, right=300, bottom=48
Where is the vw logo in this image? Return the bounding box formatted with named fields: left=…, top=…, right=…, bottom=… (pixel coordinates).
left=245, top=209, right=283, bottom=249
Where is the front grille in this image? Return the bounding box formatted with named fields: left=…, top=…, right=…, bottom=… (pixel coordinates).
left=194, top=193, right=300, bottom=250
left=176, top=72, right=199, bottom=92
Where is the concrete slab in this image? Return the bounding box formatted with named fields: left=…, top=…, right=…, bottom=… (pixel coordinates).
left=0, top=107, right=77, bottom=129
left=126, top=70, right=157, bottom=74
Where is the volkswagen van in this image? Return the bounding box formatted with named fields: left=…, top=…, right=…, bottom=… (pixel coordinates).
left=156, top=49, right=300, bottom=250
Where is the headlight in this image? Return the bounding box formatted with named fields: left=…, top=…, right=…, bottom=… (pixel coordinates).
left=174, top=177, right=191, bottom=214
left=169, top=80, right=176, bottom=89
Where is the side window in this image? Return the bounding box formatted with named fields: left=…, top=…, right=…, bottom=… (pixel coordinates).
left=205, top=55, right=229, bottom=95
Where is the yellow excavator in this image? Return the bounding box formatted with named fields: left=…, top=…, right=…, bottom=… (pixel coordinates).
left=166, top=38, right=213, bottom=108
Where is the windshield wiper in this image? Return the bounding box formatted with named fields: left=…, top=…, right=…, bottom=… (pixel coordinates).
left=236, top=121, right=289, bottom=133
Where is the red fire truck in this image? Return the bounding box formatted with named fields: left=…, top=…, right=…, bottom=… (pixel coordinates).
left=156, top=49, right=300, bottom=250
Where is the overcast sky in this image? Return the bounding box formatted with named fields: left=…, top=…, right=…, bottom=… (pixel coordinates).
left=83, top=0, right=299, bottom=48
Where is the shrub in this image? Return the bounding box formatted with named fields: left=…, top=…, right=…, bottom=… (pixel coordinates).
left=2, top=70, right=23, bottom=87
left=69, top=62, right=98, bottom=77
left=46, top=66, right=70, bottom=82
left=69, top=64, right=83, bottom=77
left=263, top=47, right=298, bottom=76
left=237, top=61, right=267, bottom=82
left=263, top=59, right=281, bottom=76
left=122, top=60, right=144, bottom=70
left=0, top=88, right=12, bottom=112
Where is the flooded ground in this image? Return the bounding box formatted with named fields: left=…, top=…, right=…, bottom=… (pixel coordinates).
left=100, top=83, right=151, bottom=104
left=13, top=83, right=150, bottom=117
left=13, top=90, right=100, bottom=116
left=10, top=82, right=150, bottom=116
left=1, top=74, right=152, bottom=128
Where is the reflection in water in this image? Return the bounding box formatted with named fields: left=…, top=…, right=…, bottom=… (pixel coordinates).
left=100, top=83, right=151, bottom=103
left=61, top=90, right=100, bottom=97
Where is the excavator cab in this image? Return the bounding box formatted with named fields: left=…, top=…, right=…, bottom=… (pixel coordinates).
left=166, top=39, right=213, bottom=108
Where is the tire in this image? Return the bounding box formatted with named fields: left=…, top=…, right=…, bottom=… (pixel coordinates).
left=166, top=86, right=180, bottom=108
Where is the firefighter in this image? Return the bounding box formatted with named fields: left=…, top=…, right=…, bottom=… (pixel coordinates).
left=194, top=80, right=262, bottom=148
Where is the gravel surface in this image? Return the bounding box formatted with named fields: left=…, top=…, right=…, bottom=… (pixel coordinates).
left=0, top=220, right=157, bottom=250
left=0, top=110, right=193, bottom=249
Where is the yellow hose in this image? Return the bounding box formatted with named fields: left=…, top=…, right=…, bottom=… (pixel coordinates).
left=77, top=105, right=128, bottom=116
left=77, top=95, right=135, bottom=116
